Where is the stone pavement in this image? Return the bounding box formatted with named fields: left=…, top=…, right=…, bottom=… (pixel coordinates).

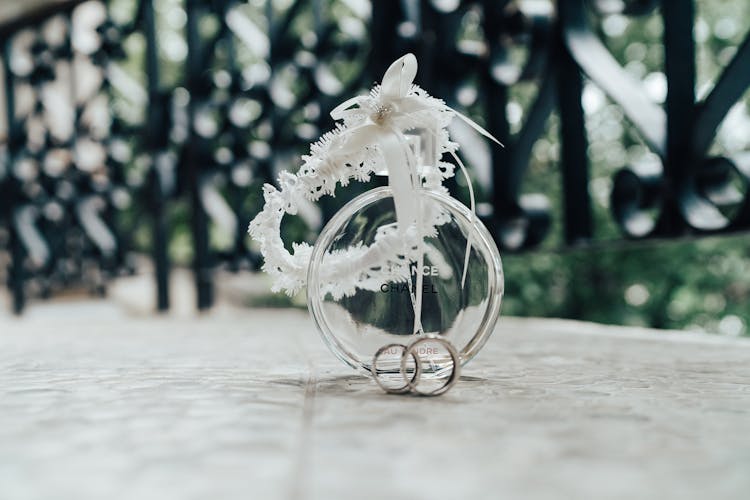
left=1, top=303, right=749, bottom=500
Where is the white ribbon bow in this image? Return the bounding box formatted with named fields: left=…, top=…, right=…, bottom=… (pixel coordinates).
left=323, top=54, right=503, bottom=333
left=329, top=53, right=502, bottom=281
left=328, top=54, right=432, bottom=232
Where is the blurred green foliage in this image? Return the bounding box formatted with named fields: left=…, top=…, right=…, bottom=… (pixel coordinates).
left=502, top=235, right=750, bottom=335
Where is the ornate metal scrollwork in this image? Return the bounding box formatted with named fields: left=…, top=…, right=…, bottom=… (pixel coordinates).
left=594, top=1, right=750, bottom=237
left=1, top=0, right=749, bottom=313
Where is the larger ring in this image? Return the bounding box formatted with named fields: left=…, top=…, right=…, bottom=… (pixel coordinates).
left=371, top=343, right=421, bottom=394
left=402, top=336, right=461, bottom=397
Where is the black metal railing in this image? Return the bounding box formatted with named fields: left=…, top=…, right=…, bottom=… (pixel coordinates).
left=1, top=0, right=749, bottom=314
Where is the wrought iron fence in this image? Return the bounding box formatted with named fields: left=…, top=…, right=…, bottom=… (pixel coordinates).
left=1, top=0, right=749, bottom=314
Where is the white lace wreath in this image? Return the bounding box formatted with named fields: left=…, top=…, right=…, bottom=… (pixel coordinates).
left=248, top=54, right=499, bottom=298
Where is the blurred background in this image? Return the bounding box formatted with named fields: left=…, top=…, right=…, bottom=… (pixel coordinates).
left=1, top=0, right=749, bottom=335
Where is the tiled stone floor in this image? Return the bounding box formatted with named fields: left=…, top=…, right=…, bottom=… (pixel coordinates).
left=1, top=303, right=749, bottom=500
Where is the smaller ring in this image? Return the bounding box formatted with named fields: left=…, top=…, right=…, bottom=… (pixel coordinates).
left=371, top=343, right=421, bottom=394
left=401, top=336, right=461, bottom=396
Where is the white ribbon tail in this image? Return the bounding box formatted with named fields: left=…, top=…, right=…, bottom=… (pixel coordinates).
left=330, top=95, right=367, bottom=120
left=451, top=108, right=505, bottom=147
left=414, top=191, right=425, bottom=335
left=395, top=131, right=425, bottom=335
left=377, top=133, right=416, bottom=233
left=416, top=123, right=482, bottom=291
left=445, top=107, right=502, bottom=289
left=449, top=149, right=476, bottom=289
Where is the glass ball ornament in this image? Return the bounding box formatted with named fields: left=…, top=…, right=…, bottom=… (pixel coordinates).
left=307, top=186, right=504, bottom=381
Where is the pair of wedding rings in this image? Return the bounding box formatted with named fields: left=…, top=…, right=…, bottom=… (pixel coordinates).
left=370, top=336, right=460, bottom=396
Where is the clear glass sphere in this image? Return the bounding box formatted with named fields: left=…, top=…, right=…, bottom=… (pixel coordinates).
left=307, top=186, right=503, bottom=377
